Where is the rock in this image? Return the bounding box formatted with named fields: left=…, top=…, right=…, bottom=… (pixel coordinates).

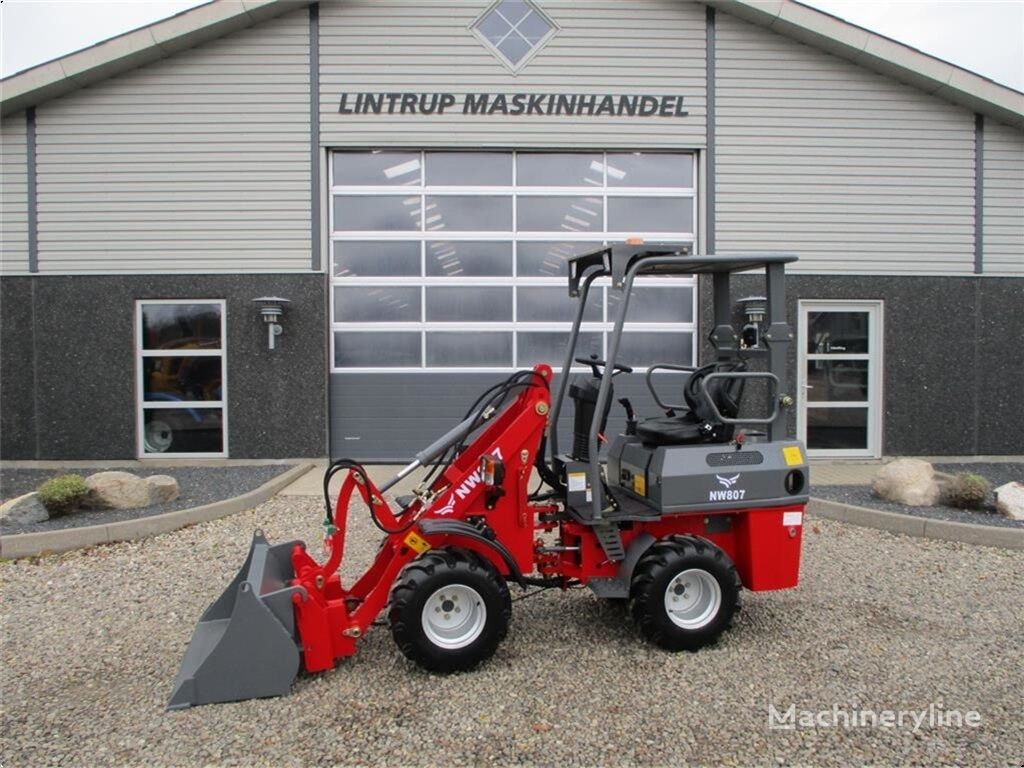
left=145, top=475, right=180, bottom=504
left=995, top=481, right=1024, bottom=520
left=84, top=471, right=150, bottom=509
left=0, top=492, right=49, bottom=525
left=871, top=458, right=940, bottom=507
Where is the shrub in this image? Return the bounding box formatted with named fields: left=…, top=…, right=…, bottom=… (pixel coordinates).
left=36, top=474, right=89, bottom=517
left=941, top=472, right=991, bottom=510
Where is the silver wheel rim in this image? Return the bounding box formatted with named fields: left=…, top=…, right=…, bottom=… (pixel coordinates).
left=664, top=568, right=722, bottom=630
left=143, top=420, right=174, bottom=453
left=421, top=584, right=487, bottom=650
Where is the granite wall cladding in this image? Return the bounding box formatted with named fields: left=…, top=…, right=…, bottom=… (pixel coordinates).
left=0, top=274, right=327, bottom=459
left=697, top=274, right=1024, bottom=455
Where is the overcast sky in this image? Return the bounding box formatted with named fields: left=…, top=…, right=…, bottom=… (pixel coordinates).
left=1, top=0, right=1022, bottom=90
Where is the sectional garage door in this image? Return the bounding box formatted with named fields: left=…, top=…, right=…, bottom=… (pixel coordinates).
left=329, top=150, right=698, bottom=460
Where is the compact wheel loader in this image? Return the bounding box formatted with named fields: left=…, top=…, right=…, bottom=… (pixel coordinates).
left=169, top=245, right=809, bottom=709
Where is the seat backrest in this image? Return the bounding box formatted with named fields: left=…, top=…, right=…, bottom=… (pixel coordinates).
left=683, top=362, right=747, bottom=423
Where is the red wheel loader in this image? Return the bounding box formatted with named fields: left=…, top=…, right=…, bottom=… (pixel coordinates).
left=169, top=245, right=809, bottom=709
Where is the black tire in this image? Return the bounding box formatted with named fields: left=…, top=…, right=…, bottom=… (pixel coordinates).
left=629, top=535, right=740, bottom=652
left=389, top=548, right=511, bottom=673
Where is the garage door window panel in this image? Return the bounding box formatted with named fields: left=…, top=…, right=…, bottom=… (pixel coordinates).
left=330, top=150, right=696, bottom=372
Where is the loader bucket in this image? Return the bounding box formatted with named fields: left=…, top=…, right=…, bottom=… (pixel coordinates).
left=167, top=530, right=306, bottom=710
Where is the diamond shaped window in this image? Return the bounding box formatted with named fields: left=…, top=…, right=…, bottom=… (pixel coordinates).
left=472, top=0, right=558, bottom=72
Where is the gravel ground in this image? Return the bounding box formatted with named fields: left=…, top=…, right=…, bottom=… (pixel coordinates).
left=0, top=465, right=292, bottom=535
left=3, top=497, right=1023, bottom=767
left=813, top=462, right=1024, bottom=530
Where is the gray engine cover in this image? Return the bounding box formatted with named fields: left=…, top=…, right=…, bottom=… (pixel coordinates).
left=607, top=434, right=809, bottom=513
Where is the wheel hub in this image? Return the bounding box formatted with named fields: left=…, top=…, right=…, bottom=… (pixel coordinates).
left=421, top=585, right=486, bottom=649
left=664, top=569, right=722, bottom=630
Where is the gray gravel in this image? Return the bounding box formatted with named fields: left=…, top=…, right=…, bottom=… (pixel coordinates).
left=2, top=495, right=1022, bottom=767
left=0, top=465, right=292, bottom=535
left=813, top=462, right=1024, bottom=529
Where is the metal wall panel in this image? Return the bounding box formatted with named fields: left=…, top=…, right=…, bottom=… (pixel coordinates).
left=330, top=371, right=672, bottom=460
left=32, top=9, right=312, bottom=274
left=0, top=113, right=29, bottom=274
left=714, top=14, right=977, bottom=275
left=318, top=0, right=707, bottom=149
left=982, top=120, right=1024, bottom=276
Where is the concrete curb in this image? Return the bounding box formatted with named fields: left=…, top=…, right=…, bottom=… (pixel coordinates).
left=0, top=463, right=314, bottom=560
left=808, top=497, right=1024, bottom=551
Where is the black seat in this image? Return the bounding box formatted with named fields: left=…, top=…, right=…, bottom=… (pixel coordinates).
left=635, top=362, right=746, bottom=446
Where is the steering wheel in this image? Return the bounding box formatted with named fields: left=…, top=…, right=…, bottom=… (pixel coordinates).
left=575, top=354, right=634, bottom=378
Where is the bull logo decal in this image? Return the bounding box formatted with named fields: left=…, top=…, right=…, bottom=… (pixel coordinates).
left=716, top=474, right=740, bottom=488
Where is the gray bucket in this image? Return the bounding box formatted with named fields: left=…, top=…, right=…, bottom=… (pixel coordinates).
left=167, top=530, right=307, bottom=710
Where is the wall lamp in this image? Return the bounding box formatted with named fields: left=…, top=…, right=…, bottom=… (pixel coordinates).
left=737, top=295, right=767, bottom=349
left=252, top=296, right=291, bottom=350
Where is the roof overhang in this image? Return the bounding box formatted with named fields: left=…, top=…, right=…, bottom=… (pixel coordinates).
left=0, top=0, right=317, bottom=117
left=706, top=0, right=1024, bottom=128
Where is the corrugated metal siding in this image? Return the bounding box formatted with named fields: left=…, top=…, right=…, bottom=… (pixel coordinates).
left=715, top=13, right=976, bottom=275
left=983, top=120, right=1024, bottom=277
left=33, top=10, right=311, bottom=274
left=318, top=0, right=707, bottom=149
left=1, top=114, right=29, bottom=274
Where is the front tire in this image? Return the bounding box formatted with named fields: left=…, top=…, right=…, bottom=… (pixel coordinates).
left=389, top=548, right=511, bottom=673
left=629, top=535, right=740, bottom=651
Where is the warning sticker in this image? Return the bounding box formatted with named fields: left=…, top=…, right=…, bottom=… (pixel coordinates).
left=403, top=531, right=431, bottom=554
left=783, top=446, right=804, bottom=466
left=783, top=511, right=803, bottom=527
left=633, top=474, right=646, bottom=496
left=567, top=472, right=587, bottom=492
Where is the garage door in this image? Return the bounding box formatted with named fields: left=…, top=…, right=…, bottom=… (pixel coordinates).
left=329, top=150, right=698, bottom=460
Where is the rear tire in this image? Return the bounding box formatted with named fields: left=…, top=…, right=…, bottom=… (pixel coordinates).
left=389, top=548, right=511, bottom=673
left=629, top=535, right=740, bottom=651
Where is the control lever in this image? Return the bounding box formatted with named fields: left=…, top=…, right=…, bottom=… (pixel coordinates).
left=618, top=397, right=637, bottom=436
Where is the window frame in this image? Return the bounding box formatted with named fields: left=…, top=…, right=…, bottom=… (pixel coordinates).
left=135, top=299, right=229, bottom=458
left=330, top=150, right=698, bottom=373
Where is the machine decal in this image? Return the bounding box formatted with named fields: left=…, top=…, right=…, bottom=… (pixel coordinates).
left=435, top=494, right=457, bottom=516
left=710, top=474, right=745, bottom=501
left=783, top=511, right=803, bottom=527
left=783, top=446, right=804, bottom=466
left=633, top=474, right=646, bottom=496
left=403, top=531, right=432, bottom=553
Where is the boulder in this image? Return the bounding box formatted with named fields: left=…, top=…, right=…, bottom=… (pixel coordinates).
left=995, top=481, right=1024, bottom=520
left=872, top=458, right=940, bottom=507
left=85, top=471, right=150, bottom=509
left=0, top=492, right=49, bottom=525
left=146, top=475, right=180, bottom=504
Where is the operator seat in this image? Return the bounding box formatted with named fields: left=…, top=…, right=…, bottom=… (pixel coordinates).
left=635, top=362, right=746, bottom=446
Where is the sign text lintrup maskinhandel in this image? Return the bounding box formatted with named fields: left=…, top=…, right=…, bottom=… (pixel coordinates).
left=338, top=92, right=688, bottom=117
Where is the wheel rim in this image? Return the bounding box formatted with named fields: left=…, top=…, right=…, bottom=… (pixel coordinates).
left=663, top=568, right=722, bottom=630
left=421, top=584, right=487, bottom=650
left=144, top=420, right=174, bottom=453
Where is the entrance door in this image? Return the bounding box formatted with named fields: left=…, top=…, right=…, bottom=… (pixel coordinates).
left=797, top=301, right=883, bottom=458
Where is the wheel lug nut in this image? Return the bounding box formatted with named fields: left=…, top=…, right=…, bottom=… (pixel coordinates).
left=435, top=607, right=441, bottom=613
left=444, top=614, right=450, bottom=620
left=455, top=607, right=461, bottom=613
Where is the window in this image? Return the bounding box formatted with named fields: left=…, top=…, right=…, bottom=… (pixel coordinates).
left=471, top=0, right=558, bottom=72
left=330, top=151, right=697, bottom=372
left=136, top=301, right=227, bottom=457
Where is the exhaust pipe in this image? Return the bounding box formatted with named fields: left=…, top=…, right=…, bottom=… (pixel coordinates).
left=167, top=530, right=306, bottom=710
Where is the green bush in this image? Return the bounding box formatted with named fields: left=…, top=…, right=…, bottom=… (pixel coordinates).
left=36, top=474, right=89, bottom=517
left=941, top=472, right=991, bottom=510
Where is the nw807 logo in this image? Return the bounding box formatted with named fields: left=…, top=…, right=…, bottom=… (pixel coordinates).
left=709, top=473, right=746, bottom=501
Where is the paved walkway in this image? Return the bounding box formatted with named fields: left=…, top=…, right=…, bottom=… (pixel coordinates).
left=281, top=456, right=1024, bottom=495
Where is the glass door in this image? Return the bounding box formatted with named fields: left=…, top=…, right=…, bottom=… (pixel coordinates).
left=797, top=301, right=883, bottom=457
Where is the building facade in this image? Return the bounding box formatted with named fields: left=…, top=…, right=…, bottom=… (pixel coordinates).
left=1, top=0, right=1021, bottom=461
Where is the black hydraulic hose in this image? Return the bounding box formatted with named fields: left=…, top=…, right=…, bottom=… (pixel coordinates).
left=323, top=458, right=420, bottom=535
